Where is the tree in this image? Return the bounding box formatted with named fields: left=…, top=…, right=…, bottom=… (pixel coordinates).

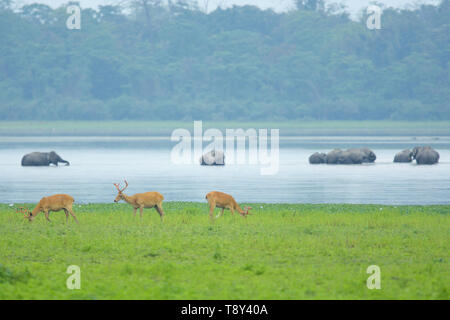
left=295, top=0, right=325, bottom=12
left=0, top=0, right=12, bottom=11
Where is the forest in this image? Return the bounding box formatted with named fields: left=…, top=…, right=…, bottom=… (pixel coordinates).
left=0, top=0, right=448, bottom=121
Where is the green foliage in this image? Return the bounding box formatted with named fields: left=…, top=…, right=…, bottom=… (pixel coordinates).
left=0, top=1, right=448, bottom=120
left=0, top=203, right=448, bottom=299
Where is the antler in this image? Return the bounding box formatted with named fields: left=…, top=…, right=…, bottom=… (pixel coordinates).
left=16, top=207, right=31, bottom=218
left=113, top=180, right=129, bottom=193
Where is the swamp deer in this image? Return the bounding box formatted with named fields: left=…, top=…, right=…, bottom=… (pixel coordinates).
left=205, top=191, right=252, bottom=220
left=113, top=180, right=165, bottom=221
left=19, top=194, right=78, bottom=223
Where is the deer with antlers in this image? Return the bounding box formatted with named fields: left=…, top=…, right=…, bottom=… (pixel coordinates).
left=113, top=180, right=165, bottom=221
left=205, top=191, right=252, bottom=220
left=18, top=194, right=78, bottom=223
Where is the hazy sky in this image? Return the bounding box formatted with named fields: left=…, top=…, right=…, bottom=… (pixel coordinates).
left=14, top=0, right=442, bottom=14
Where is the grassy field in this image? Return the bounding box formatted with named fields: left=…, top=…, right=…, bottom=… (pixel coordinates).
left=0, top=203, right=448, bottom=300
left=1, top=121, right=450, bottom=136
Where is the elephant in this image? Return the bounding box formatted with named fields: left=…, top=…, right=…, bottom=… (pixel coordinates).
left=325, top=149, right=343, bottom=164
left=357, top=147, right=376, bottom=163
left=343, top=150, right=365, bottom=164
left=200, top=150, right=225, bottom=166
left=411, top=146, right=439, bottom=165
left=309, top=152, right=327, bottom=164
left=21, top=151, right=70, bottom=167
left=394, top=149, right=413, bottom=163
left=323, top=148, right=376, bottom=165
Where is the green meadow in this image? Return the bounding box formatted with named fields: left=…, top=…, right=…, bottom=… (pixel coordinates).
left=0, top=203, right=448, bottom=300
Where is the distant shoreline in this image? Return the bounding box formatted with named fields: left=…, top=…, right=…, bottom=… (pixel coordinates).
left=1, top=121, right=450, bottom=137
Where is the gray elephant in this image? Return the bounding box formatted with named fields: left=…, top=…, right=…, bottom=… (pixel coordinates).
left=394, top=149, right=413, bottom=163
left=21, top=151, right=70, bottom=166
left=325, top=149, right=357, bottom=164
left=309, top=152, right=327, bottom=164
left=346, top=148, right=376, bottom=163
left=358, top=148, right=377, bottom=163
left=200, top=150, right=225, bottom=166
left=325, top=148, right=376, bottom=164
left=344, top=150, right=365, bottom=164
left=411, top=146, right=439, bottom=165
left=325, top=149, right=343, bottom=164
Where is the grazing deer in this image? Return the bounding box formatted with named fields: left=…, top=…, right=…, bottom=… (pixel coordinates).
left=205, top=191, right=252, bottom=220
left=113, top=180, right=165, bottom=221
left=19, top=194, right=78, bottom=223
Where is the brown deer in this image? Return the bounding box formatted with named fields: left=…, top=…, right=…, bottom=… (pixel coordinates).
left=205, top=191, right=252, bottom=220
left=19, top=194, right=78, bottom=223
left=113, top=180, right=165, bottom=221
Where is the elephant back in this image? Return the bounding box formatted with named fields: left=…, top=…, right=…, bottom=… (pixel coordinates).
left=416, top=148, right=439, bottom=165
left=21, top=152, right=49, bottom=166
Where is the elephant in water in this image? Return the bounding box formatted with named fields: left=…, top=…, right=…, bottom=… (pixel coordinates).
left=325, top=149, right=344, bottom=164
left=394, top=149, right=413, bottom=163
left=325, top=149, right=360, bottom=164
left=322, top=148, right=376, bottom=164
left=349, top=147, right=376, bottom=163
left=411, top=146, right=439, bottom=165
left=309, top=152, right=327, bottom=164
left=200, top=150, right=225, bottom=166
left=21, top=151, right=70, bottom=166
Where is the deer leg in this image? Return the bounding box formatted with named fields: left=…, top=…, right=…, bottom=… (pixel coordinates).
left=216, top=208, right=225, bottom=219
left=133, top=207, right=137, bottom=217
left=209, top=202, right=215, bottom=221
left=44, top=211, right=51, bottom=222
left=67, top=208, right=79, bottom=224
left=155, top=204, right=164, bottom=222
left=64, top=209, right=69, bottom=223
left=139, top=206, right=144, bottom=219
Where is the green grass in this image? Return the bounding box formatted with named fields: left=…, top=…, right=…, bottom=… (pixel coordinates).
left=0, top=203, right=448, bottom=300
left=1, top=121, right=450, bottom=136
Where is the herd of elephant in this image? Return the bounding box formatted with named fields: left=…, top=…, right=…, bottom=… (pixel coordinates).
left=309, top=146, right=440, bottom=165
left=20, top=151, right=222, bottom=167
left=20, top=146, right=440, bottom=167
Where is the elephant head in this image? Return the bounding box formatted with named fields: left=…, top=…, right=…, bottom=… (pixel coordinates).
left=49, top=151, right=70, bottom=166
left=411, top=146, right=423, bottom=159
left=200, top=150, right=225, bottom=166
left=358, top=148, right=376, bottom=163
left=309, top=152, right=327, bottom=164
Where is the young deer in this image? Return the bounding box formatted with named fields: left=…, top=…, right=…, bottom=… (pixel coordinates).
left=19, top=194, right=78, bottom=223
left=205, top=191, right=252, bottom=220
left=113, top=180, right=165, bottom=221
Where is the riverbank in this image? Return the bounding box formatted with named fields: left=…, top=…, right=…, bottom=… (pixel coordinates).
left=0, top=203, right=448, bottom=299
left=1, top=121, right=450, bottom=136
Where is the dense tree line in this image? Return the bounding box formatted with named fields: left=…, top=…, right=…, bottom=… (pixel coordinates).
left=0, top=0, right=448, bottom=120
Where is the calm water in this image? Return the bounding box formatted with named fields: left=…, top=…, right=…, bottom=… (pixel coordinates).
left=0, top=136, right=449, bottom=205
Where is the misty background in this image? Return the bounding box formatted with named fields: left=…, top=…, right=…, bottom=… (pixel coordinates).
left=0, top=0, right=448, bottom=121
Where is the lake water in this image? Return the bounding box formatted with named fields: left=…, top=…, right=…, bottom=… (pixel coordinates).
left=0, top=136, right=449, bottom=205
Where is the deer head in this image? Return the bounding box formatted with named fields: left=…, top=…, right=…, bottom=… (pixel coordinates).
left=242, top=206, right=253, bottom=217
left=17, top=207, right=32, bottom=221
left=113, top=180, right=129, bottom=203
